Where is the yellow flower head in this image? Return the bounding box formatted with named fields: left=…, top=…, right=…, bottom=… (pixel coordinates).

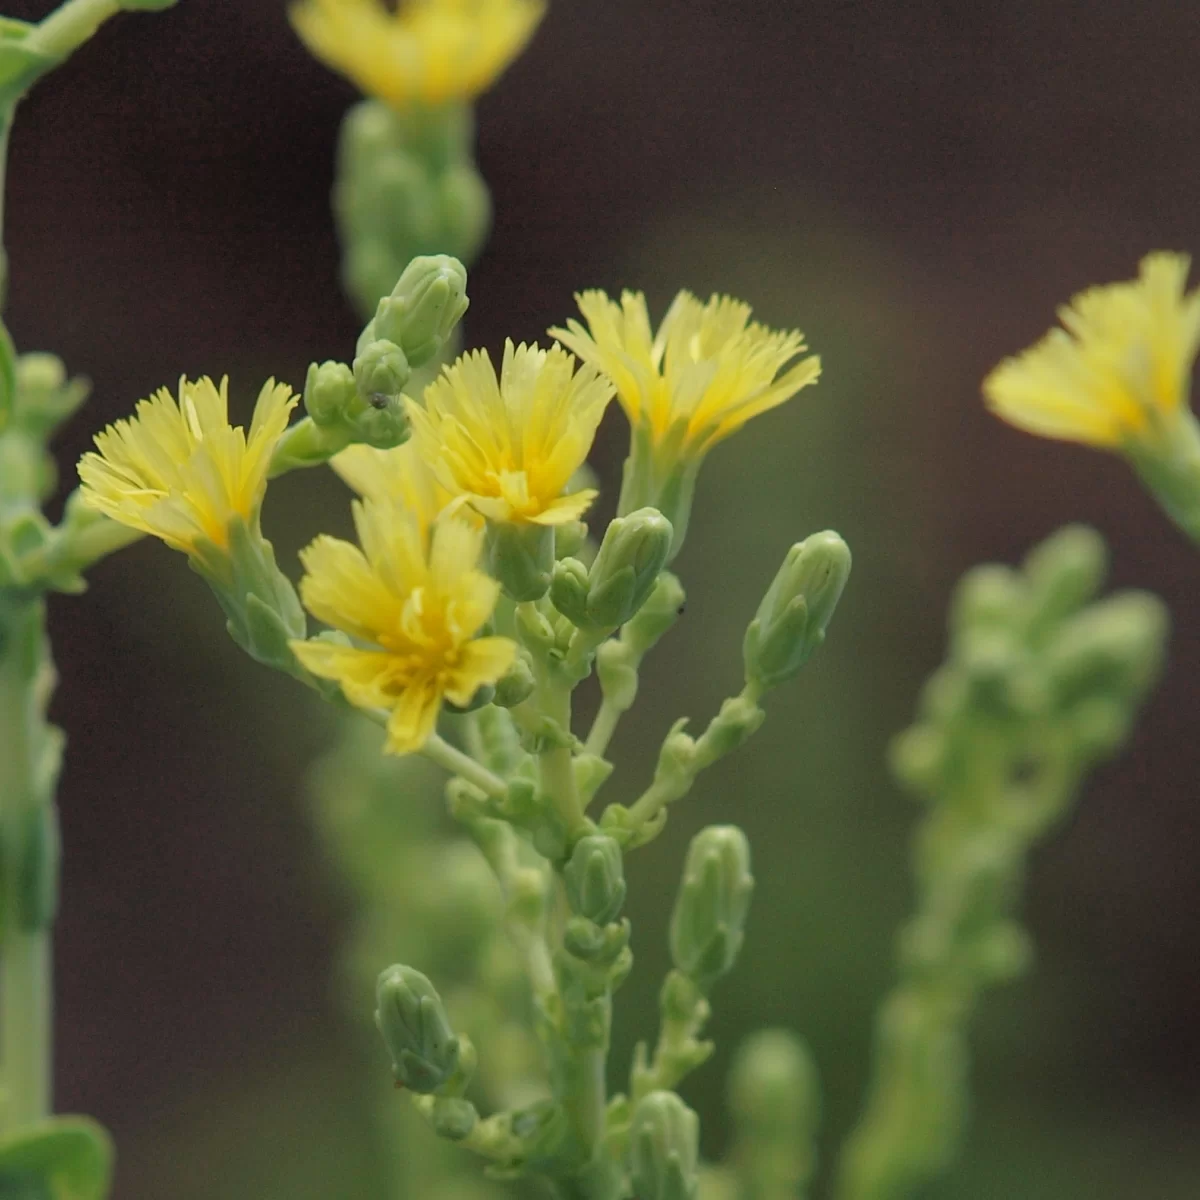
left=550, top=289, right=822, bottom=462
left=407, top=339, right=614, bottom=526
left=332, top=439, right=456, bottom=532
left=983, top=252, right=1200, bottom=449
left=77, top=376, right=296, bottom=555
left=291, top=499, right=515, bottom=754
left=291, top=0, right=546, bottom=109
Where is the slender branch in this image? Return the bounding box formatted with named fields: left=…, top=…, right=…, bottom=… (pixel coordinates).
left=25, top=0, right=121, bottom=60
left=421, top=732, right=508, bottom=800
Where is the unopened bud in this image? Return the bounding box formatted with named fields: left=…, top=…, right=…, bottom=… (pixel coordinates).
left=353, top=339, right=411, bottom=402
left=303, top=361, right=358, bottom=427
left=1047, top=591, right=1167, bottom=709
left=728, top=1029, right=820, bottom=1140
left=583, top=508, right=672, bottom=629
left=374, top=965, right=460, bottom=1093
left=623, top=571, right=686, bottom=656
left=744, top=531, right=851, bottom=692
left=670, top=825, right=754, bottom=991
left=563, top=835, right=626, bottom=925
left=488, top=522, right=555, bottom=602
left=1023, top=524, right=1107, bottom=623
left=629, top=1091, right=700, bottom=1200
left=365, top=255, right=470, bottom=370
left=550, top=557, right=591, bottom=626
left=492, top=648, right=536, bottom=708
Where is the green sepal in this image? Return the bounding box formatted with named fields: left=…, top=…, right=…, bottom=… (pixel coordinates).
left=0, top=1118, right=114, bottom=1200
left=563, top=834, right=626, bottom=925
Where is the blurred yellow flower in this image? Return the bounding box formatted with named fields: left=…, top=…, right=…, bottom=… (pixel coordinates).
left=332, top=439, right=456, bottom=531
left=291, top=499, right=515, bottom=754
left=408, top=340, right=614, bottom=525
left=550, top=289, right=821, bottom=462
left=984, top=252, right=1200, bottom=448
left=77, top=376, right=296, bottom=555
left=291, top=0, right=545, bottom=109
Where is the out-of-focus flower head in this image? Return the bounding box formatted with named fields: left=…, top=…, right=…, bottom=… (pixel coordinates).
left=984, top=252, right=1200, bottom=449
left=291, top=0, right=546, bottom=110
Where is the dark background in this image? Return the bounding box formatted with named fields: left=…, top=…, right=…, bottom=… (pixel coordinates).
left=5, top=0, right=1200, bottom=1195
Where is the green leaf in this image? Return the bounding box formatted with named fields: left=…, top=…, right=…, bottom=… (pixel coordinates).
left=0, top=1118, right=113, bottom=1200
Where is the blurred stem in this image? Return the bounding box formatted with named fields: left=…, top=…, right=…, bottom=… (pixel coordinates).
left=26, top=0, right=121, bottom=60
left=422, top=733, right=507, bottom=799
left=0, top=597, right=54, bottom=1131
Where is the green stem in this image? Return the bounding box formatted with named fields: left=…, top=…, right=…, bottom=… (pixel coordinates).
left=583, top=698, right=622, bottom=760
left=537, top=679, right=585, bottom=837
left=25, top=0, right=121, bottom=59
left=421, top=733, right=508, bottom=800
left=0, top=597, right=54, bottom=1132
left=1126, top=410, right=1200, bottom=544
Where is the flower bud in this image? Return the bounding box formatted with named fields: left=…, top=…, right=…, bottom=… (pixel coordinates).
left=374, top=964, right=461, bottom=1093
left=1022, top=523, right=1107, bottom=623
left=492, top=648, right=537, bottom=708
left=488, top=522, right=555, bottom=602
left=353, top=339, right=411, bottom=402
left=629, top=1091, right=700, bottom=1200
left=728, top=1029, right=820, bottom=1140
left=623, top=572, right=686, bottom=656
left=563, top=835, right=626, bottom=925
left=584, top=508, right=673, bottom=629
left=365, top=255, right=470, bottom=370
left=1047, top=591, right=1168, bottom=709
left=303, top=360, right=358, bottom=427
left=743, top=531, right=851, bottom=692
left=555, top=519, right=589, bottom=559
left=670, top=826, right=754, bottom=991
left=550, top=557, right=591, bottom=626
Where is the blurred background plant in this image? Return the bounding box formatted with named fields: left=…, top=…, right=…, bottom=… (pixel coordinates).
left=3, top=1, right=1200, bottom=1198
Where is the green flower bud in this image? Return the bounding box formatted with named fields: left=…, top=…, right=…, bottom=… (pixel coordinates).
left=585, top=508, right=673, bottom=629
left=670, top=825, right=754, bottom=991
left=1022, top=523, right=1107, bottom=623
left=1047, top=591, right=1168, bottom=709
left=623, top=571, right=686, bottom=656
left=629, top=1091, right=700, bottom=1200
left=374, top=965, right=461, bottom=1093
left=555, top=519, right=589, bottom=559
left=303, top=360, right=358, bottom=428
left=744, top=531, right=851, bottom=692
left=353, top=338, right=411, bottom=402
left=728, top=1028, right=820, bottom=1140
left=949, top=565, right=1025, bottom=637
left=488, top=522, right=555, bottom=602
left=550, top=557, right=591, bottom=626
left=563, top=835, right=626, bottom=925
left=492, top=648, right=537, bottom=708
left=365, top=255, right=469, bottom=370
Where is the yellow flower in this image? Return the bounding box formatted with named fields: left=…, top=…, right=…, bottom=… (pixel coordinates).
left=77, top=376, right=296, bottom=555
left=407, top=339, right=614, bottom=525
left=550, top=289, right=821, bottom=462
left=291, top=499, right=515, bottom=754
left=983, top=252, right=1200, bottom=448
left=291, top=0, right=545, bottom=109
left=331, top=439, right=456, bottom=531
